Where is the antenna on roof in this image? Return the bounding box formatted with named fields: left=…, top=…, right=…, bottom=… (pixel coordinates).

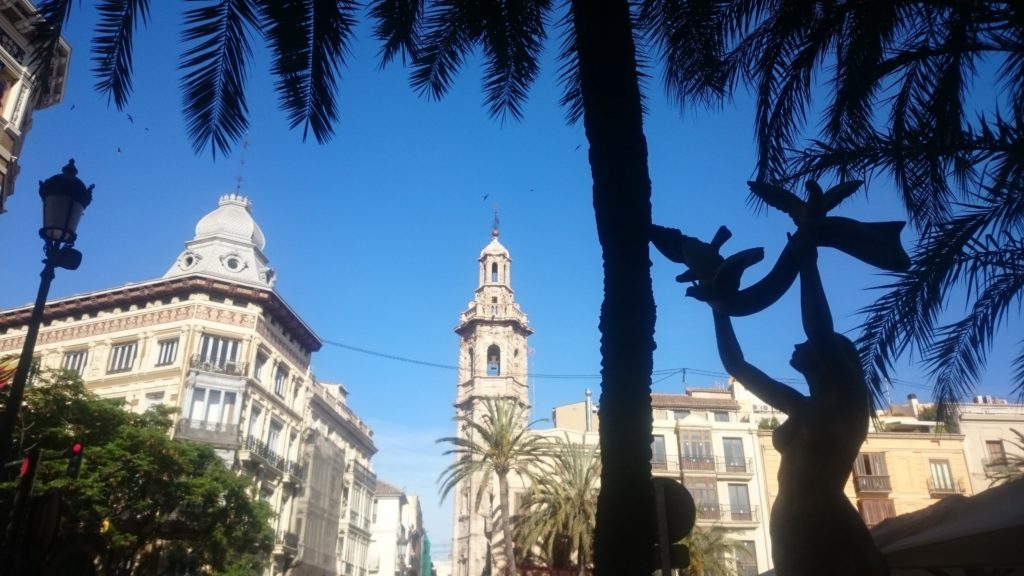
left=235, top=135, right=250, bottom=194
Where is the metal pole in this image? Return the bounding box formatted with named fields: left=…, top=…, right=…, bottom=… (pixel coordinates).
left=0, top=251, right=57, bottom=467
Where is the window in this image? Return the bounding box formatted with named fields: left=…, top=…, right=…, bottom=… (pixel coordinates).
left=713, top=411, right=729, bottom=422
left=727, top=484, right=751, bottom=520
left=254, top=352, right=268, bottom=381
left=683, top=476, right=718, bottom=519
left=491, top=262, right=498, bottom=282
left=197, top=334, right=240, bottom=368
left=673, top=410, right=690, bottom=420
left=486, top=345, right=501, bottom=376
left=248, top=406, right=262, bottom=437
left=737, top=541, right=758, bottom=576
left=142, top=391, right=165, bottom=412
left=490, top=296, right=498, bottom=316
left=680, top=429, right=714, bottom=471
left=853, top=453, right=891, bottom=492
left=986, top=440, right=1008, bottom=465
left=188, top=387, right=238, bottom=427
left=722, top=438, right=746, bottom=472
left=651, top=436, right=667, bottom=469
left=858, top=499, right=896, bottom=526
left=929, top=460, right=954, bottom=492
left=108, top=342, right=138, bottom=373
left=268, top=419, right=283, bottom=451
left=61, top=350, right=88, bottom=375
left=275, top=365, right=288, bottom=396
left=155, top=338, right=179, bottom=366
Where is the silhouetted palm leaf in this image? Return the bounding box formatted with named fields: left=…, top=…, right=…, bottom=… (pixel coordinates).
left=28, top=0, right=75, bottom=102
left=92, top=0, right=150, bottom=108
left=179, top=0, right=260, bottom=157
left=370, top=0, right=424, bottom=66
left=261, top=0, right=356, bottom=144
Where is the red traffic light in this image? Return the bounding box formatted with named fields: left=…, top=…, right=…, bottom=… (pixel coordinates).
left=20, top=457, right=30, bottom=477
left=71, top=442, right=83, bottom=454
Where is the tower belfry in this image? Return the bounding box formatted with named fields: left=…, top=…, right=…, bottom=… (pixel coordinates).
left=450, top=224, right=533, bottom=576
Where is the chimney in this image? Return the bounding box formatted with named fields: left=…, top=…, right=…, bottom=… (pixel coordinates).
left=585, top=388, right=593, bottom=433
left=908, top=394, right=919, bottom=417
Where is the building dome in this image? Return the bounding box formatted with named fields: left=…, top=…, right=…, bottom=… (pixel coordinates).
left=479, top=236, right=509, bottom=258
left=194, top=194, right=266, bottom=251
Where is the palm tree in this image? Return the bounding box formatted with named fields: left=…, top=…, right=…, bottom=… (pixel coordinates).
left=438, top=398, right=549, bottom=576
left=670, top=1, right=1024, bottom=414
left=679, top=526, right=741, bottom=576
left=514, top=434, right=599, bottom=576
left=33, top=2, right=731, bottom=572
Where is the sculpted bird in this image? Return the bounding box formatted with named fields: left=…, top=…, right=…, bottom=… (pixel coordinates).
left=650, top=225, right=764, bottom=301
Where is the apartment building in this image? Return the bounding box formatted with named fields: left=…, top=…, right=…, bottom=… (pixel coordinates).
left=957, top=395, right=1024, bottom=493
left=0, top=193, right=375, bottom=576
left=369, top=482, right=426, bottom=576
left=0, top=0, right=70, bottom=213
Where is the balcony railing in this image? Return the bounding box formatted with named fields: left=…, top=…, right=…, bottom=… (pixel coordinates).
left=854, top=474, right=892, bottom=493
left=275, top=530, right=299, bottom=552
left=694, top=505, right=760, bottom=523
left=243, top=435, right=301, bottom=476
left=190, top=354, right=248, bottom=376
left=927, top=478, right=962, bottom=496
left=175, top=418, right=240, bottom=448
left=717, top=456, right=753, bottom=474
left=983, top=457, right=1009, bottom=469
left=680, top=455, right=717, bottom=472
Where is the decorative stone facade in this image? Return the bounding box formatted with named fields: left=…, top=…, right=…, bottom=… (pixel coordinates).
left=450, top=225, right=533, bottom=576
left=0, top=0, right=71, bottom=213
left=0, top=194, right=374, bottom=576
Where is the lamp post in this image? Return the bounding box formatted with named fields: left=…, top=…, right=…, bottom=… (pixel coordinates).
left=0, top=159, right=93, bottom=467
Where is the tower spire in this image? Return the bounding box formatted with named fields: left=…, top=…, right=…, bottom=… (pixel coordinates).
left=492, top=206, right=500, bottom=238
left=234, top=136, right=250, bottom=194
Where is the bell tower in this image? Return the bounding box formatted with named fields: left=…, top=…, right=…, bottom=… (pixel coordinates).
left=450, top=217, right=533, bottom=576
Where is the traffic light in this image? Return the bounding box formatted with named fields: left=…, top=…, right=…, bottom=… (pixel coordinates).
left=66, top=441, right=84, bottom=478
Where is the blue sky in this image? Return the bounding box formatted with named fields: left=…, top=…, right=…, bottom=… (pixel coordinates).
left=1, top=4, right=1019, bottom=552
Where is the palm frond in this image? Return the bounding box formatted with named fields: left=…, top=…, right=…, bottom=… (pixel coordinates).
left=27, top=0, right=75, bottom=102
left=261, top=0, right=354, bottom=143
left=179, top=0, right=260, bottom=157
left=477, top=0, right=551, bottom=121
left=369, top=0, right=424, bottom=66
left=92, top=0, right=150, bottom=109
left=555, top=1, right=583, bottom=124
left=410, top=0, right=485, bottom=100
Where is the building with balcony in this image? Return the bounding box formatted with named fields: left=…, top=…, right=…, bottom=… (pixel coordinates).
left=956, top=395, right=1024, bottom=494
left=0, top=0, right=71, bottom=214
left=369, top=481, right=426, bottom=576
left=0, top=193, right=376, bottom=576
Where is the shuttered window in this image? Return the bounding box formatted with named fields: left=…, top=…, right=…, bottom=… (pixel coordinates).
left=198, top=334, right=240, bottom=366
left=156, top=338, right=178, bottom=366
left=858, top=499, right=895, bottom=526
left=108, top=342, right=137, bottom=373
left=61, top=350, right=88, bottom=375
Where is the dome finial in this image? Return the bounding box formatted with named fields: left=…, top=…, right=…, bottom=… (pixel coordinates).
left=492, top=206, right=500, bottom=238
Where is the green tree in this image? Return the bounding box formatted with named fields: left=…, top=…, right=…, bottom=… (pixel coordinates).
left=31, top=3, right=735, bottom=569
left=2, top=369, right=274, bottom=575
left=514, top=435, right=599, bottom=576
left=437, top=398, right=548, bottom=576
left=676, top=1, right=1024, bottom=414
left=987, top=429, right=1024, bottom=486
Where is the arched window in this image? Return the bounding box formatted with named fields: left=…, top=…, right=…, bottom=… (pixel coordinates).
left=487, top=345, right=501, bottom=376
left=491, top=297, right=498, bottom=316
left=468, top=347, right=475, bottom=376
left=491, top=262, right=498, bottom=282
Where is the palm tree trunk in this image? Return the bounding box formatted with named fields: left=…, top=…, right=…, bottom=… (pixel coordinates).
left=498, top=472, right=517, bottom=575
left=569, top=1, right=656, bottom=575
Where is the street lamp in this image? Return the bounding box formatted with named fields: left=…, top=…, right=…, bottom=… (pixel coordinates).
left=0, top=159, right=93, bottom=467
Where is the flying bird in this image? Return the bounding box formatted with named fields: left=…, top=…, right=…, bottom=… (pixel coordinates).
left=126, top=113, right=134, bottom=124
left=747, top=180, right=863, bottom=226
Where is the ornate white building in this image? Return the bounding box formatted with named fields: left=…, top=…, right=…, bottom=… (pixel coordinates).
left=450, top=224, right=533, bottom=576
left=0, top=193, right=376, bottom=576
left=0, top=0, right=71, bottom=213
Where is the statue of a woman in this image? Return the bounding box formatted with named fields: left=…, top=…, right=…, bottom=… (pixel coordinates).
left=708, top=234, right=889, bottom=575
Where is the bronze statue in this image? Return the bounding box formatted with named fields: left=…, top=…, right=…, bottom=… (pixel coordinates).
left=652, top=180, right=908, bottom=576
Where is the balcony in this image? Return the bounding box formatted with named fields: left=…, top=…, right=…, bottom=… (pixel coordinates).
left=983, top=457, right=1010, bottom=469
left=716, top=456, right=754, bottom=477
left=854, top=474, right=892, bottom=493
left=274, top=530, right=299, bottom=557
left=190, top=354, right=248, bottom=377
left=241, top=435, right=301, bottom=478
left=694, top=505, right=761, bottom=525
left=680, top=455, right=717, bottom=472
left=175, top=418, right=240, bottom=449
left=927, top=478, right=964, bottom=497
